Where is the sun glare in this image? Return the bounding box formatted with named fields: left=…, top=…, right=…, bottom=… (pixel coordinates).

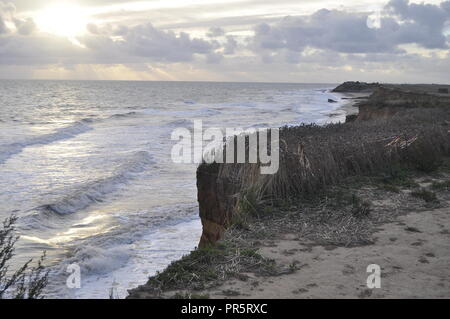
left=34, top=5, right=89, bottom=38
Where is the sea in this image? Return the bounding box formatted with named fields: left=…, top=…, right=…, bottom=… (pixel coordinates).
left=0, top=80, right=347, bottom=298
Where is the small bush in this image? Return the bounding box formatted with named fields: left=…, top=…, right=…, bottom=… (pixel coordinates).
left=235, top=187, right=260, bottom=217
left=351, top=194, right=372, bottom=218
left=381, top=184, right=401, bottom=193
left=379, top=165, right=418, bottom=188
left=0, top=215, right=49, bottom=299
left=385, top=164, right=409, bottom=181
left=431, top=180, right=450, bottom=191
left=134, top=240, right=277, bottom=296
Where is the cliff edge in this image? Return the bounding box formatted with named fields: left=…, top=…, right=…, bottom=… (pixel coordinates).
left=195, top=84, right=450, bottom=248
left=332, top=81, right=380, bottom=93
left=354, top=86, right=450, bottom=122
left=128, top=83, right=450, bottom=299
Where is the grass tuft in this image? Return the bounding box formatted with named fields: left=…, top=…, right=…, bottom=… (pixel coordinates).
left=431, top=180, right=450, bottom=191
left=130, top=239, right=278, bottom=298
left=410, top=188, right=438, bottom=203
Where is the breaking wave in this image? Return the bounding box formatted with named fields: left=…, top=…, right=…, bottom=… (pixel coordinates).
left=0, top=112, right=148, bottom=165
left=37, top=151, right=154, bottom=215
left=0, top=119, right=93, bottom=164
left=109, top=111, right=139, bottom=119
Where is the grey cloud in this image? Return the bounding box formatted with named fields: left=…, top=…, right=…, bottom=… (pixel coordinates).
left=223, top=35, right=238, bottom=54
left=0, top=35, right=88, bottom=65
left=79, top=22, right=216, bottom=63
left=0, top=15, right=7, bottom=34
left=388, top=0, right=449, bottom=28
left=121, top=23, right=213, bottom=62
left=0, top=1, right=14, bottom=14
left=252, top=10, right=395, bottom=54
left=86, top=22, right=128, bottom=36
left=206, top=52, right=223, bottom=64
left=1, top=17, right=222, bottom=66
left=207, top=27, right=225, bottom=38
left=1, top=1, right=36, bottom=35
left=386, top=0, right=450, bottom=48
left=90, top=3, right=285, bottom=33
left=251, top=0, right=450, bottom=57
left=0, top=1, right=15, bottom=34
left=86, top=23, right=100, bottom=35
left=14, top=17, right=36, bottom=35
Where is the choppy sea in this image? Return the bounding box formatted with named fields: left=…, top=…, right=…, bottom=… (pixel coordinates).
left=0, top=80, right=347, bottom=298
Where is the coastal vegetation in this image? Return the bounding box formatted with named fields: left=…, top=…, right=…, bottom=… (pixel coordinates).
left=128, top=84, right=450, bottom=298
left=0, top=215, right=49, bottom=299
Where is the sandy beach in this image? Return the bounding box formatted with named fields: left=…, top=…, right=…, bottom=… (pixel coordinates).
left=203, top=200, right=450, bottom=299
left=335, top=92, right=371, bottom=117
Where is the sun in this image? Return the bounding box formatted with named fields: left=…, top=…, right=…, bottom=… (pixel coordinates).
left=34, top=5, right=89, bottom=38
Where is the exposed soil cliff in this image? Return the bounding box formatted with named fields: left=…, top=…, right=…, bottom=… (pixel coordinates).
left=128, top=83, right=450, bottom=299
left=197, top=163, right=238, bottom=247
left=195, top=95, right=450, bottom=247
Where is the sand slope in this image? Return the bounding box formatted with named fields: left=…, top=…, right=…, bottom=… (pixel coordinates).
left=205, top=206, right=450, bottom=299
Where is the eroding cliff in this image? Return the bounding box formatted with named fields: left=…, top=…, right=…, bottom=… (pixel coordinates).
left=197, top=163, right=238, bottom=247
left=196, top=96, right=450, bottom=246
left=355, top=87, right=450, bottom=122
left=332, top=81, right=380, bottom=93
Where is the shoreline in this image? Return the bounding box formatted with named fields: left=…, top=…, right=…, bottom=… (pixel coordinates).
left=334, top=92, right=370, bottom=117
left=127, top=82, right=450, bottom=299
left=197, top=201, right=450, bottom=299
left=128, top=162, right=450, bottom=299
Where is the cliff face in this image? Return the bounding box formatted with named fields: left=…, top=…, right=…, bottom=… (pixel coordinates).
left=197, top=163, right=238, bottom=247
left=354, top=87, right=450, bottom=122
left=195, top=84, right=450, bottom=248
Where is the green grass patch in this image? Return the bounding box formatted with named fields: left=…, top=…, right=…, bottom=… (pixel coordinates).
left=379, top=169, right=419, bottom=188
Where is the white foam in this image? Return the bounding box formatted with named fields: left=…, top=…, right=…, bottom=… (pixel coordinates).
left=43, top=217, right=202, bottom=299
left=38, top=151, right=154, bottom=215
left=75, top=218, right=202, bottom=299
left=0, top=120, right=92, bottom=164
left=1, top=82, right=346, bottom=299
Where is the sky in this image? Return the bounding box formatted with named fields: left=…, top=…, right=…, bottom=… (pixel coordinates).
left=0, top=0, right=449, bottom=83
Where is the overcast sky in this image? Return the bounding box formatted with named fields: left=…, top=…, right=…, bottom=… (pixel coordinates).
left=0, top=0, right=449, bottom=82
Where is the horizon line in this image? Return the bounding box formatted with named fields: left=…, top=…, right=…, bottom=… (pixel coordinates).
left=2, top=78, right=450, bottom=86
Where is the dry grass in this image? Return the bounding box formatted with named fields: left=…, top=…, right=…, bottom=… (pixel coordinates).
left=410, top=188, right=439, bottom=203
left=210, top=107, right=450, bottom=211
left=431, top=180, right=450, bottom=191
left=0, top=215, right=49, bottom=299
left=198, top=106, right=450, bottom=249
left=127, top=234, right=282, bottom=298
left=130, top=104, right=450, bottom=299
